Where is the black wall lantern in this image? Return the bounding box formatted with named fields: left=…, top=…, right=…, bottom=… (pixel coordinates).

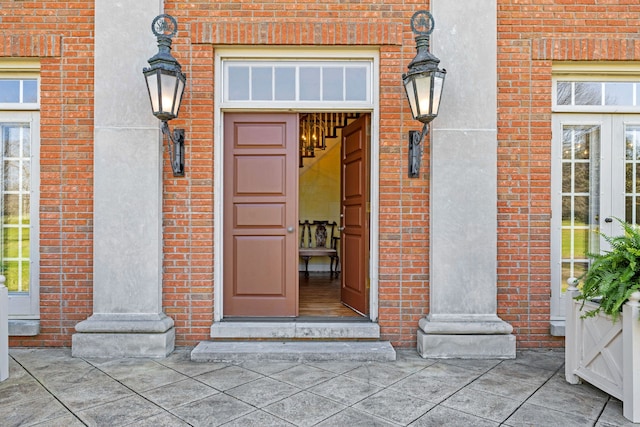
left=143, top=14, right=187, bottom=177
left=403, top=11, right=446, bottom=178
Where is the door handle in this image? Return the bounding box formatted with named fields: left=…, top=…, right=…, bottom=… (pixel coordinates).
left=338, top=226, right=345, bottom=231
left=604, top=217, right=613, bottom=223
left=287, top=226, right=295, bottom=233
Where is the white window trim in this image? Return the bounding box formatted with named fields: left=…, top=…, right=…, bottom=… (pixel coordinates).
left=213, top=47, right=380, bottom=323
left=553, top=62, right=640, bottom=114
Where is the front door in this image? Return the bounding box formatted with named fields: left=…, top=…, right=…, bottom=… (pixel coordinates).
left=340, top=115, right=370, bottom=314
left=551, top=114, right=640, bottom=318
left=223, top=113, right=299, bottom=316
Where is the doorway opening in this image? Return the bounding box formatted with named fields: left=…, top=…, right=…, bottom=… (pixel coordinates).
left=221, top=111, right=371, bottom=320
left=298, top=112, right=367, bottom=319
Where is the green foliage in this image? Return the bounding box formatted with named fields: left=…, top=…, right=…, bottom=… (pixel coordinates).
left=576, top=218, right=640, bottom=321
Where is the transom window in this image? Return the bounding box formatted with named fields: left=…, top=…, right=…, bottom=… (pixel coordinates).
left=222, top=60, right=373, bottom=107
left=557, top=81, right=638, bottom=107
left=0, top=79, right=38, bottom=104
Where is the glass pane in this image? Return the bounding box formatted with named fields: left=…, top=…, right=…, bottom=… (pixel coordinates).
left=228, top=66, right=250, bottom=100
left=251, top=67, right=273, bottom=101
left=3, top=195, right=19, bottom=223
left=627, top=196, right=633, bottom=223
left=627, top=125, right=640, bottom=159
left=574, top=129, right=592, bottom=160
left=627, top=163, right=633, bottom=193
left=562, top=128, right=573, bottom=159
left=0, top=80, right=20, bottom=103
left=574, top=82, right=602, bottom=105
left=274, top=67, right=295, bottom=100
left=562, top=196, right=572, bottom=220
left=22, top=195, right=30, bottom=220
left=404, top=79, right=418, bottom=119
left=345, top=67, right=367, bottom=101
left=574, top=163, right=589, bottom=193
left=22, top=161, right=30, bottom=192
left=4, top=125, right=24, bottom=157
left=3, top=261, right=19, bottom=292
left=4, top=161, right=19, bottom=191
left=432, top=73, right=445, bottom=114
left=561, top=229, right=573, bottom=258
left=574, top=196, right=589, bottom=224
left=22, top=228, right=29, bottom=257
left=23, top=80, right=37, bottom=103
left=605, top=82, right=633, bottom=106
left=557, top=81, right=571, bottom=105
left=21, top=261, right=29, bottom=292
left=562, top=163, right=571, bottom=192
left=322, top=67, right=343, bottom=101
left=3, top=226, right=19, bottom=258
left=299, top=67, right=320, bottom=101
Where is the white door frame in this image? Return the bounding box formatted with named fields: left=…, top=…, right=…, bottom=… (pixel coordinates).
left=212, top=48, right=380, bottom=323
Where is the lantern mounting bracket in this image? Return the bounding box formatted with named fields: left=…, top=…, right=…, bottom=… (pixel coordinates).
left=161, top=121, right=185, bottom=177
left=408, top=122, right=428, bottom=178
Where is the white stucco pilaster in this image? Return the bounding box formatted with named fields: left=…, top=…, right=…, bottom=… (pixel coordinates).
left=418, top=0, right=515, bottom=358
left=72, top=0, right=174, bottom=358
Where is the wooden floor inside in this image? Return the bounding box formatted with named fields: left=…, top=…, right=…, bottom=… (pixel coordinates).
left=298, top=272, right=364, bottom=318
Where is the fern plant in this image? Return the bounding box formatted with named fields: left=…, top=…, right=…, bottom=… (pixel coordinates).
left=576, top=218, right=640, bottom=321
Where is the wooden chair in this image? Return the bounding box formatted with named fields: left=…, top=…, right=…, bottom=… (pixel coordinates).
left=299, top=220, right=340, bottom=278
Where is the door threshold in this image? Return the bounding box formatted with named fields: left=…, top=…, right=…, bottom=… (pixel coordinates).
left=210, top=319, right=380, bottom=340
left=221, top=316, right=370, bottom=323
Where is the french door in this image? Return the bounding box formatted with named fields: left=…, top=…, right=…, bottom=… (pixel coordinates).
left=551, top=114, right=640, bottom=318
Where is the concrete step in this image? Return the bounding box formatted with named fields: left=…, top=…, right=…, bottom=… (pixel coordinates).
left=191, top=340, right=396, bottom=363
left=210, top=321, right=380, bottom=340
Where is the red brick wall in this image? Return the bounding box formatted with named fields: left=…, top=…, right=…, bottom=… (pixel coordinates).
left=5, top=0, right=639, bottom=350
left=497, top=0, right=640, bottom=348
left=2, top=1, right=94, bottom=347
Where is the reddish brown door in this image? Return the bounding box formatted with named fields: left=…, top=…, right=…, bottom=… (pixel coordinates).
left=223, top=113, right=299, bottom=316
left=340, top=114, right=370, bottom=314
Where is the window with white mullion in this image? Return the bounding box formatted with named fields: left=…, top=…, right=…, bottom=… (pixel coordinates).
left=1, top=123, right=31, bottom=295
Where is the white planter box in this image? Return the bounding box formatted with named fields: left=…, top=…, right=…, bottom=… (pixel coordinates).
left=565, top=287, right=640, bottom=422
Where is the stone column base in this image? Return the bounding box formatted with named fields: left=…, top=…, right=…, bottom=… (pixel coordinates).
left=72, top=314, right=175, bottom=358
left=417, top=317, right=516, bottom=359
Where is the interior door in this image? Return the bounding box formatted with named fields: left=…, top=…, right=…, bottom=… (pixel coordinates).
left=223, top=113, right=298, bottom=316
left=340, top=114, right=370, bottom=314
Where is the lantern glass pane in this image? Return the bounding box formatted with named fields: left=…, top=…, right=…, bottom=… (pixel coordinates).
left=414, top=73, right=432, bottom=117
left=172, top=77, right=185, bottom=116
left=145, top=72, right=160, bottom=113
left=160, top=72, right=178, bottom=114
left=404, top=78, right=418, bottom=119
left=431, top=73, right=445, bottom=116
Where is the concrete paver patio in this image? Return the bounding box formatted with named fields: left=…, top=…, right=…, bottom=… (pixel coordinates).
left=1, top=348, right=635, bottom=426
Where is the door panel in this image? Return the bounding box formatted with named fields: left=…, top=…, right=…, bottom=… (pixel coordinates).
left=340, top=115, right=370, bottom=314
left=224, top=113, right=298, bottom=317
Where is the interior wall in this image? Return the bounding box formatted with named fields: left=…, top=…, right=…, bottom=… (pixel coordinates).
left=299, top=141, right=341, bottom=271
